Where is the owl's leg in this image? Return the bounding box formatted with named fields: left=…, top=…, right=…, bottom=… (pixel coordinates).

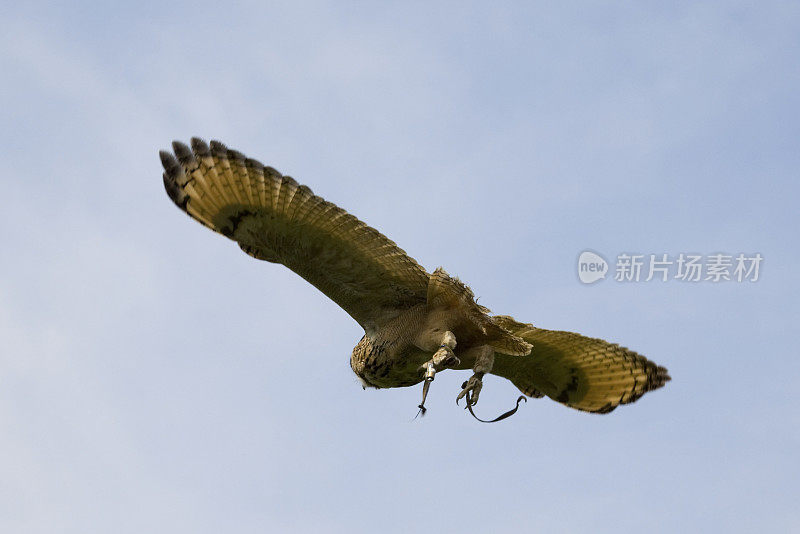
left=456, top=345, right=494, bottom=406
left=415, top=330, right=460, bottom=371
left=415, top=331, right=459, bottom=415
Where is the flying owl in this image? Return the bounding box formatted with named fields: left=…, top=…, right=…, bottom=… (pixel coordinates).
left=161, top=138, right=669, bottom=419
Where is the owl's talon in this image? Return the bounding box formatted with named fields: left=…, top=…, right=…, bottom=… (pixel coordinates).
left=418, top=344, right=460, bottom=376
left=456, top=374, right=483, bottom=406
left=415, top=334, right=460, bottom=415
left=432, top=343, right=459, bottom=368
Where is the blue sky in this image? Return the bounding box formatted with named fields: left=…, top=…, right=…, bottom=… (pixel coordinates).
left=1, top=2, right=798, bottom=532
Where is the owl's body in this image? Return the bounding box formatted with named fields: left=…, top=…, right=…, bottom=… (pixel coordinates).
left=350, top=301, right=504, bottom=390
left=350, top=308, right=430, bottom=390
left=161, top=138, right=669, bottom=416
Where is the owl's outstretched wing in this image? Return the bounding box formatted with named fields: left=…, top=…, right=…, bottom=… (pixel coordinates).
left=490, top=315, right=670, bottom=413
left=161, top=138, right=430, bottom=332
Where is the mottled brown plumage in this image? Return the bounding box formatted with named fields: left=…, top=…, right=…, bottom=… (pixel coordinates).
left=161, top=138, right=669, bottom=416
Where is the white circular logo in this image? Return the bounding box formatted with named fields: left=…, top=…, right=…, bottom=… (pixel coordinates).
left=578, top=251, right=608, bottom=284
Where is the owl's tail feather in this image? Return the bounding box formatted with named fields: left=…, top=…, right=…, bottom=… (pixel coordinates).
left=489, top=315, right=670, bottom=414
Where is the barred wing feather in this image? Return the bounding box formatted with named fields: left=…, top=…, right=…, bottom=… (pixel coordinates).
left=161, top=138, right=430, bottom=332
left=490, top=315, right=670, bottom=413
